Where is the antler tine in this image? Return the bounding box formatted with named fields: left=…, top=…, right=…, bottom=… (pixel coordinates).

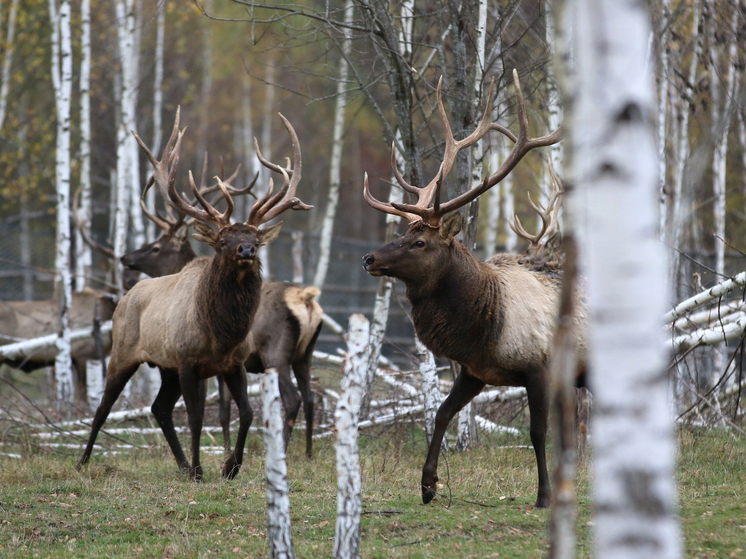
left=186, top=170, right=234, bottom=228
left=246, top=113, right=312, bottom=226
left=72, top=184, right=115, bottom=258
left=363, top=172, right=419, bottom=222
left=140, top=178, right=185, bottom=237
left=390, top=143, right=420, bottom=195
left=132, top=107, right=184, bottom=203
left=437, top=70, right=562, bottom=217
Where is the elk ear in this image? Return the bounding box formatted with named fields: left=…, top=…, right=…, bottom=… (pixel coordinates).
left=440, top=212, right=462, bottom=242
left=192, top=222, right=219, bottom=247
left=258, top=221, right=283, bottom=246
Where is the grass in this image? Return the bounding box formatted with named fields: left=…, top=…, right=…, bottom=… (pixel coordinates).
left=0, top=421, right=744, bottom=558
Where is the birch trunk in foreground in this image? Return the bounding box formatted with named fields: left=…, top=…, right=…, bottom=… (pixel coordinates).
left=147, top=0, right=165, bottom=241
left=75, top=0, right=92, bottom=292
left=262, top=368, right=295, bottom=559
left=334, top=314, right=369, bottom=559
left=313, top=0, right=353, bottom=290
left=416, top=336, right=441, bottom=446
left=573, top=0, right=680, bottom=556
left=49, top=0, right=74, bottom=406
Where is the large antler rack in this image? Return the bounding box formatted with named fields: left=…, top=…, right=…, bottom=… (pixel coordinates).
left=246, top=113, right=313, bottom=227
left=133, top=108, right=311, bottom=232
left=364, top=69, right=562, bottom=227
left=509, top=154, right=564, bottom=252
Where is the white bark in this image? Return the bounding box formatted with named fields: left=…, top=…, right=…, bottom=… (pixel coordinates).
left=657, top=0, right=669, bottom=239
left=0, top=322, right=112, bottom=361
left=416, top=336, right=440, bottom=445
left=544, top=0, right=563, bottom=222
left=262, top=368, right=295, bottom=559
left=670, top=2, right=701, bottom=268
left=259, top=57, right=277, bottom=281
left=291, top=231, right=304, bottom=284
left=0, top=0, right=19, bottom=131
left=86, top=359, right=105, bottom=410
left=241, top=73, right=260, bottom=222
left=663, top=270, right=746, bottom=322
left=313, top=0, right=353, bottom=290
left=334, top=314, right=369, bottom=559
left=196, top=0, right=213, bottom=167
left=49, top=0, right=74, bottom=406
left=75, top=0, right=92, bottom=292
left=147, top=0, right=165, bottom=242
left=573, top=0, right=680, bottom=556
left=671, top=312, right=746, bottom=353
left=502, top=151, right=517, bottom=252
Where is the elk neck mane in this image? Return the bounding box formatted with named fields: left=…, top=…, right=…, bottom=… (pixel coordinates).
left=406, top=240, right=505, bottom=364
left=194, top=254, right=263, bottom=356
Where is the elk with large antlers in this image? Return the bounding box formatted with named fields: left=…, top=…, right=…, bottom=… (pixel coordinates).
left=77, top=109, right=312, bottom=480
left=362, top=71, right=587, bottom=509
left=118, top=164, right=322, bottom=460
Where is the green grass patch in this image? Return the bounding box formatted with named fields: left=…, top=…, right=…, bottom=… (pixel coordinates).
left=0, top=426, right=744, bottom=558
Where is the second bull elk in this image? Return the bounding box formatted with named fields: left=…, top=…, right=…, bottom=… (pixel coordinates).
left=78, top=109, right=312, bottom=481
left=362, top=71, right=587, bottom=508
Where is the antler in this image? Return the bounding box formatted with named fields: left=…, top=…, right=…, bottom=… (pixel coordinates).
left=246, top=113, right=312, bottom=227
left=365, top=70, right=562, bottom=227
left=509, top=154, right=564, bottom=251
left=72, top=184, right=114, bottom=258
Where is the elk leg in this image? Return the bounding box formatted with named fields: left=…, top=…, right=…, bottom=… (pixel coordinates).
left=526, top=371, right=550, bottom=508
left=292, top=358, right=315, bottom=459
left=277, top=365, right=301, bottom=450
left=421, top=369, right=485, bottom=504
left=217, top=375, right=232, bottom=454
left=151, top=368, right=189, bottom=473
left=179, top=365, right=207, bottom=482
left=220, top=366, right=252, bottom=480
left=77, top=362, right=140, bottom=469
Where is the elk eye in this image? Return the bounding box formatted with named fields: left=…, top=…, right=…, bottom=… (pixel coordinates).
left=413, top=240, right=426, bottom=248
left=151, top=246, right=160, bottom=253
left=220, top=240, right=227, bottom=248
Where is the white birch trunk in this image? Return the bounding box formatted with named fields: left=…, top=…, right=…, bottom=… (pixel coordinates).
left=241, top=73, right=260, bottom=222
left=196, top=0, right=213, bottom=166
left=259, top=58, right=276, bottom=281
left=291, top=231, right=303, bottom=284
left=333, top=314, right=369, bottom=559
left=657, top=0, right=670, bottom=239
left=125, top=0, right=144, bottom=251
left=502, top=150, right=517, bottom=252
left=573, top=0, right=680, bottom=556
left=262, top=368, right=295, bottom=559
left=670, top=2, right=701, bottom=272
left=313, top=0, right=353, bottom=290
left=457, top=0, right=489, bottom=451
left=147, top=0, right=165, bottom=242
left=416, top=336, right=441, bottom=446
left=49, top=0, right=74, bottom=407
left=544, top=0, right=563, bottom=225
left=75, top=0, right=92, bottom=292
left=0, top=0, right=19, bottom=131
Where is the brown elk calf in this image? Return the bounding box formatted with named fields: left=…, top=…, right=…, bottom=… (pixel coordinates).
left=121, top=185, right=323, bottom=459
left=77, top=109, right=312, bottom=480
left=362, top=72, right=587, bottom=509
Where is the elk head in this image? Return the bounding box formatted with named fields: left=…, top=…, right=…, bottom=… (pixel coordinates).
left=362, top=70, right=562, bottom=283
left=132, top=108, right=311, bottom=273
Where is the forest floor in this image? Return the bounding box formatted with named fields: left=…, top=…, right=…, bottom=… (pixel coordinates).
left=0, top=418, right=744, bottom=558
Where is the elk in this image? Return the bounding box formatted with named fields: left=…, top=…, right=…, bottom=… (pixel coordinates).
left=120, top=163, right=323, bottom=459
left=361, top=71, right=587, bottom=509
left=77, top=109, right=312, bottom=481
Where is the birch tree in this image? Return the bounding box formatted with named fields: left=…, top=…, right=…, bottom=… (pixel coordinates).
left=0, top=0, right=19, bottom=131
left=572, top=0, right=680, bottom=556
left=75, top=0, right=92, bottom=292
left=313, top=0, right=354, bottom=290
left=657, top=0, right=670, bottom=238
left=49, top=0, right=74, bottom=406
left=146, top=0, right=166, bottom=242
left=241, top=73, right=260, bottom=222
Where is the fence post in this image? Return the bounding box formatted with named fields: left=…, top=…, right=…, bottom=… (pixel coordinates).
left=262, top=368, right=295, bottom=559
left=334, top=313, right=369, bottom=559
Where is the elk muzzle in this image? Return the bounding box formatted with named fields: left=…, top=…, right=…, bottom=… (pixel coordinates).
left=362, top=252, right=386, bottom=276
left=236, top=243, right=257, bottom=262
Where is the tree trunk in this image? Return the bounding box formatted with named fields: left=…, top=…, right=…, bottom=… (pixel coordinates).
left=0, top=0, right=19, bottom=131
left=147, top=0, right=165, bottom=242
left=544, top=0, right=563, bottom=230
left=333, top=314, right=369, bottom=559
left=262, top=368, right=295, bottom=559
left=573, top=0, right=681, bottom=556
left=313, top=0, right=353, bottom=290
left=196, top=0, right=213, bottom=170
left=49, top=0, right=74, bottom=409
left=75, top=0, right=92, bottom=292
left=124, top=0, right=144, bottom=251
left=657, top=0, right=670, bottom=239
left=259, top=56, right=276, bottom=281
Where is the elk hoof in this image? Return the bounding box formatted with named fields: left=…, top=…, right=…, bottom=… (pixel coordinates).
left=191, top=466, right=204, bottom=482
left=222, top=457, right=241, bottom=480
left=535, top=490, right=550, bottom=509
left=421, top=474, right=438, bottom=504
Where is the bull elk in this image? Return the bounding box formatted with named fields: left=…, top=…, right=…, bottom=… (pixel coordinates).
left=120, top=161, right=323, bottom=459
left=361, top=71, right=587, bottom=509
left=77, top=109, right=312, bottom=481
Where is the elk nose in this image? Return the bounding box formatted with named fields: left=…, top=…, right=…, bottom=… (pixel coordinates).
left=362, top=253, right=375, bottom=269
left=238, top=244, right=256, bottom=258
